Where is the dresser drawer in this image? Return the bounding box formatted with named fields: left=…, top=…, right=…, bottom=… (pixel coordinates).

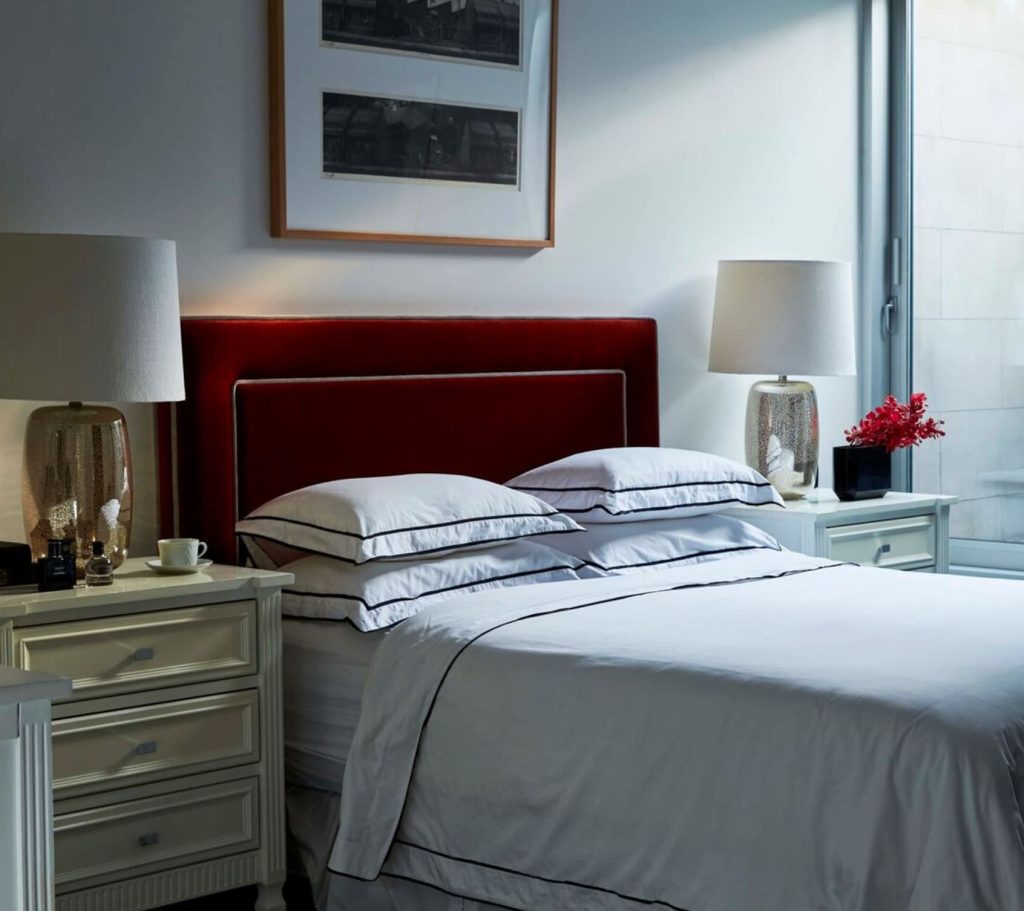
left=52, top=690, right=259, bottom=795
left=826, top=515, right=936, bottom=570
left=54, top=778, right=259, bottom=889
left=12, top=602, right=257, bottom=700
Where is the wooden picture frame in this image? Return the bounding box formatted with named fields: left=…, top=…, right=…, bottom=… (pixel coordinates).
left=268, top=0, right=558, bottom=248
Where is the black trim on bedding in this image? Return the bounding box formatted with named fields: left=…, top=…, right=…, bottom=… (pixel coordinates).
left=510, top=477, right=773, bottom=494
left=239, top=509, right=572, bottom=541
left=238, top=536, right=256, bottom=567
left=238, top=526, right=583, bottom=566
left=332, top=869, right=528, bottom=911
left=326, top=561, right=847, bottom=903
left=238, top=531, right=360, bottom=564
left=281, top=610, right=359, bottom=628
left=560, top=497, right=782, bottom=516
left=581, top=543, right=780, bottom=573
left=394, top=840, right=693, bottom=911
left=281, top=612, right=410, bottom=633
left=283, top=562, right=585, bottom=612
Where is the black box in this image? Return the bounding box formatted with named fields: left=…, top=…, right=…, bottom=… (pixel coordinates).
left=0, top=541, right=34, bottom=587
left=833, top=445, right=892, bottom=502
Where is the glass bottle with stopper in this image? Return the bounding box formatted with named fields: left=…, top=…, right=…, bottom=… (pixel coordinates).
left=85, top=540, right=114, bottom=587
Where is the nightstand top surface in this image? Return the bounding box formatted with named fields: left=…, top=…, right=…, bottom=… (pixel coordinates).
left=730, top=490, right=958, bottom=519
left=0, top=557, right=293, bottom=621
left=0, top=666, right=72, bottom=705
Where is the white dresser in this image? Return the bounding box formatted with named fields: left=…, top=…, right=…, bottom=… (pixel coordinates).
left=0, top=666, right=71, bottom=911
left=0, top=560, right=293, bottom=911
left=729, top=492, right=959, bottom=573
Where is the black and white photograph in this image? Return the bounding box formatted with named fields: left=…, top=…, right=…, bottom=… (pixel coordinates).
left=321, top=0, right=522, bottom=68
left=271, top=0, right=555, bottom=245
left=323, top=92, right=520, bottom=187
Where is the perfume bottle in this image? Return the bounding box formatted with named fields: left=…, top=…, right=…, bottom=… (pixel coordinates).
left=60, top=538, right=76, bottom=577
left=85, top=540, right=114, bottom=587
left=38, top=538, right=76, bottom=592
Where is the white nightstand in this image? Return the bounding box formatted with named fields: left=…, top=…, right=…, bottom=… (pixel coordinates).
left=0, top=666, right=71, bottom=911
left=0, top=559, right=293, bottom=911
left=728, top=492, right=959, bottom=572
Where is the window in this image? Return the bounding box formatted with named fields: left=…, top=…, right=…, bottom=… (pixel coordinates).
left=890, top=0, right=1024, bottom=575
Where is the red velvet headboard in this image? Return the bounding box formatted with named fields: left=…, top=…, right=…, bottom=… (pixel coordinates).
left=158, top=317, right=659, bottom=563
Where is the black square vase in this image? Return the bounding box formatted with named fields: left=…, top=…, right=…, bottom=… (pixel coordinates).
left=833, top=445, right=892, bottom=501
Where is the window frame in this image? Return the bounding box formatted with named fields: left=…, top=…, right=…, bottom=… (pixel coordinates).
left=885, top=0, right=1024, bottom=575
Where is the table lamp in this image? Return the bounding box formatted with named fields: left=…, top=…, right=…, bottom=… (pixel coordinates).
left=708, top=260, right=856, bottom=499
left=0, top=233, right=185, bottom=571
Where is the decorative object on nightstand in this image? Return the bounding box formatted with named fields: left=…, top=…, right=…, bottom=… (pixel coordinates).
left=37, top=539, right=76, bottom=593
left=835, top=393, right=945, bottom=501
left=0, top=559, right=293, bottom=911
left=728, top=491, right=958, bottom=572
left=83, top=541, right=113, bottom=587
left=0, top=666, right=72, bottom=911
left=708, top=260, right=856, bottom=500
left=148, top=537, right=211, bottom=575
left=0, top=233, right=185, bottom=573
left=0, top=542, right=33, bottom=588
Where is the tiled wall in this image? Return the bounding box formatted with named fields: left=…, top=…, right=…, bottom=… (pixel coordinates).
left=913, top=0, right=1024, bottom=543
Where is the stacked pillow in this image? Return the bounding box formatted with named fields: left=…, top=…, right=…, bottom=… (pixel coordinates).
left=237, top=474, right=584, bottom=631
left=237, top=450, right=785, bottom=629
left=507, top=447, right=783, bottom=576
left=272, top=542, right=581, bottom=631
left=507, top=447, right=782, bottom=521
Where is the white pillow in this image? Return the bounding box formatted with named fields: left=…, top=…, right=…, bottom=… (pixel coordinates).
left=537, top=515, right=782, bottom=578
left=507, top=447, right=783, bottom=522
left=237, top=473, right=583, bottom=565
left=281, top=541, right=585, bottom=631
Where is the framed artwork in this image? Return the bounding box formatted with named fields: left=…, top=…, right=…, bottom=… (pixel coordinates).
left=268, top=0, right=558, bottom=248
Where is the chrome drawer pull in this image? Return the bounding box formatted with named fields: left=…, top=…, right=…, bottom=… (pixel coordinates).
left=135, top=741, right=158, bottom=756
left=131, top=647, right=155, bottom=662
left=138, top=832, right=159, bottom=848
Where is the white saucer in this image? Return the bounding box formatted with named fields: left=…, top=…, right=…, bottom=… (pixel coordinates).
left=146, top=558, right=213, bottom=575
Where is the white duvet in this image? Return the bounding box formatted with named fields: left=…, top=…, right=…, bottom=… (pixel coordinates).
left=329, top=550, right=1024, bottom=911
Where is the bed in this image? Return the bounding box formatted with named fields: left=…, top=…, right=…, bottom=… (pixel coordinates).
left=161, top=317, right=1024, bottom=911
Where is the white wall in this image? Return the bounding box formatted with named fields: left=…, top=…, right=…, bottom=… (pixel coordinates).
left=0, top=0, right=860, bottom=556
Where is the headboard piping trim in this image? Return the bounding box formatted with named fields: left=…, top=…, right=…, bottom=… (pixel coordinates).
left=229, top=368, right=628, bottom=561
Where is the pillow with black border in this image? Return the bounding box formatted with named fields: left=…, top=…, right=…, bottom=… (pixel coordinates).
left=535, top=514, right=782, bottom=578
left=236, top=473, right=583, bottom=566
left=507, top=447, right=783, bottom=522
left=280, top=540, right=585, bottom=631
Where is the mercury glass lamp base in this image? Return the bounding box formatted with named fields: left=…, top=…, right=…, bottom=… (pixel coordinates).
left=744, top=378, right=819, bottom=500
left=21, top=403, right=133, bottom=574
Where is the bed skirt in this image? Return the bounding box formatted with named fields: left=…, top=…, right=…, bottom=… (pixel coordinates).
left=288, top=785, right=511, bottom=911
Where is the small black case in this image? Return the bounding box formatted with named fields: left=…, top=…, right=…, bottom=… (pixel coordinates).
left=0, top=541, right=34, bottom=587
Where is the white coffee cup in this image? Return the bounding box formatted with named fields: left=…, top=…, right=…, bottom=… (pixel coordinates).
left=158, top=538, right=208, bottom=567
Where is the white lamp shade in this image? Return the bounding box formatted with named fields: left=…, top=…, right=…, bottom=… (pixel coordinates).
left=0, top=233, right=185, bottom=402
left=708, top=260, right=857, bottom=377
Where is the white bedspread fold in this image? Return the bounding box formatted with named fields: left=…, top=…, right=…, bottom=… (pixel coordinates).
left=330, top=550, right=1024, bottom=911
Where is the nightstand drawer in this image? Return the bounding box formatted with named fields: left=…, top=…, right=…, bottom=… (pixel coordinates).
left=12, top=602, right=257, bottom=700
left=54, top=778, right=259, bottom=889
left=826, top=515, right=936, bottom=570
left=52, top=690, right=259, bottom=794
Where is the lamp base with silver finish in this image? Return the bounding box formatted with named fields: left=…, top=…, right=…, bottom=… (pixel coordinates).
left=21, top=402, right=132, bottom=573
left=745, top=377, right=818, bottom=500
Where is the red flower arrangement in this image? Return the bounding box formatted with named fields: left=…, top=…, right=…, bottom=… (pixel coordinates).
left=844, top=393, right=945, bottom=453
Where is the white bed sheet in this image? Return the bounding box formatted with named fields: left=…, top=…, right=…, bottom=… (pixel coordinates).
left=331, top=550, right=1024, bottom=911
left=288, top=785, right=508, bottom=911
left=283, top=618, right=386, bottom=792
